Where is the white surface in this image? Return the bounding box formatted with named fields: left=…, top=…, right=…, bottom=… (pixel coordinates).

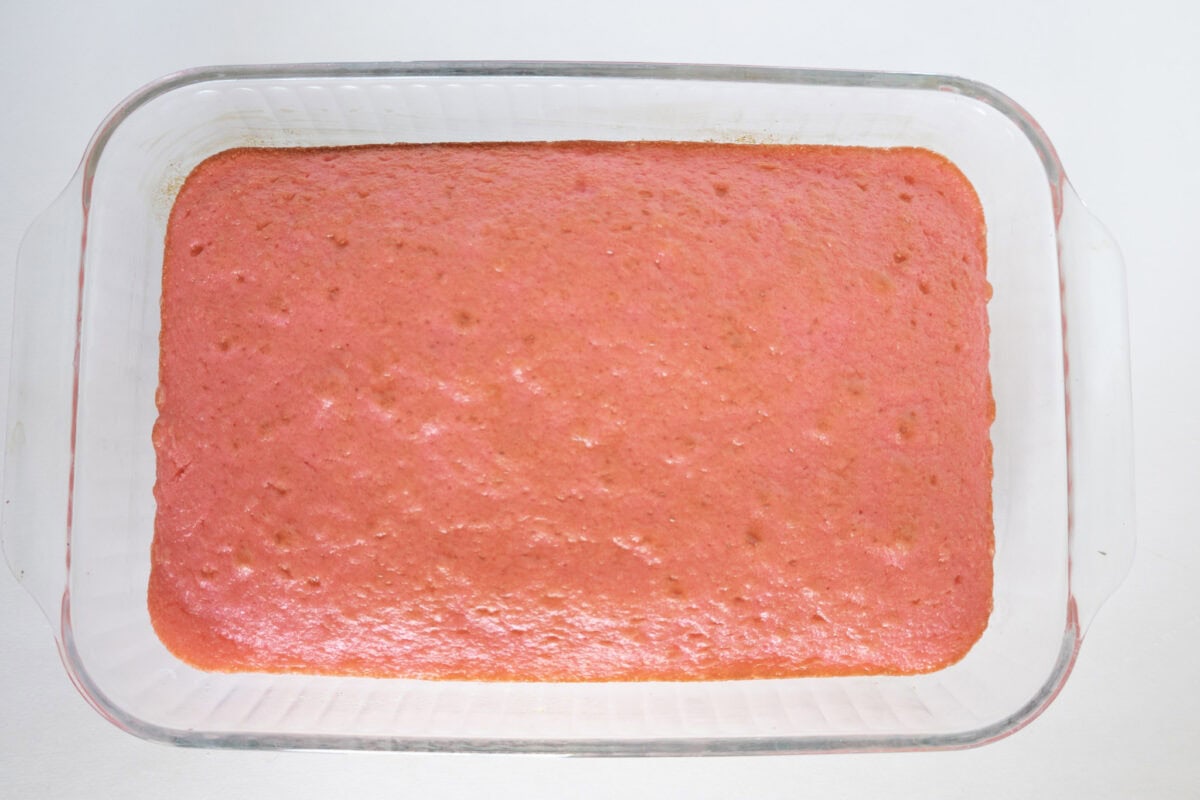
left=0, top=0, right=1194, bottom=796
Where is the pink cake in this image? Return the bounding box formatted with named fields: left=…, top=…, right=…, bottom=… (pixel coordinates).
left=150, top=142, right=993, bottom=680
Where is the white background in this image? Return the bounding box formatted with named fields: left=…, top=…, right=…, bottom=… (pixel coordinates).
left=1, top=1, right=1196, bottom=797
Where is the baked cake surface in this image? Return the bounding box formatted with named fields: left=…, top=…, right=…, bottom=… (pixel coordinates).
left=149, top=142, right=993, bottom=680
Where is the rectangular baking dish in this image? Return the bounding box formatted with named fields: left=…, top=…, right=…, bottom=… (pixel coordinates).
left=2, top=62, right=1134, bottom=754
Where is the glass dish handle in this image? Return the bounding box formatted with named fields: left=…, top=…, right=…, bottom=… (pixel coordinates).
left=2, top=182, right=84, bottom=627
left=1059, top=187, right=1136, bottom=633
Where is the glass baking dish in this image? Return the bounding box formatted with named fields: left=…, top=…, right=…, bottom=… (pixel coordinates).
left=2, top=62, right=1134, bottom=754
